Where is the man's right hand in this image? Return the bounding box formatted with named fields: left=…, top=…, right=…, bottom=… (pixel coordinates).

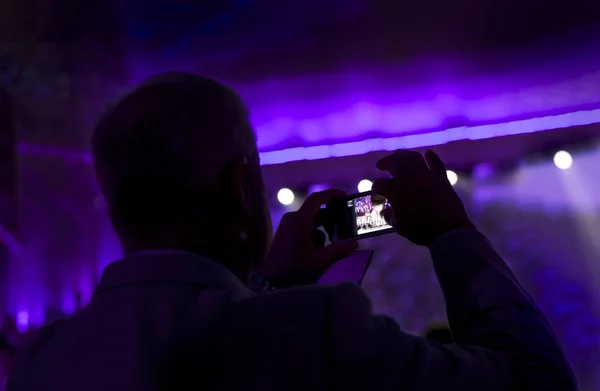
left=373, top=149, right=475, bottom=247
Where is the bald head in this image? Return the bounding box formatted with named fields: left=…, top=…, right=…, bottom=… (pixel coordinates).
left=92, top=72, right=257, bottom=195
left=91, top=72, right=270, bottom=265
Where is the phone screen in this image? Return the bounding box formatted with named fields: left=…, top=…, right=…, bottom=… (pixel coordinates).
left=326, top=191, right=396, bottom=240
left=347, top=193, right=394, bottom=238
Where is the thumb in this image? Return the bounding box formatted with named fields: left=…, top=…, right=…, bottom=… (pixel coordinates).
left=372, top=178, right=395, bottom=199
left=382, top=207, right=396, bottom=226
left=310, top=229, right=327, bottom=248
left=425, top=150, right=447, bottom=176
left=316, top=240, right=359, bottom=266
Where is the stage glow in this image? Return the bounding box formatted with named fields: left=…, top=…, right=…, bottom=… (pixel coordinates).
left=473, top=162, right=495, bottom=180
left=259, top=109, right=600, bottom=165
left=357, top=179, right=373, bottom=193
left=277, top=188, right=295, bottom=205
left=0, top=222, right=24, bottom=256
left=14, top=109, right=600, bottom=166
left=308, top=184, right=329, bottom=194
left=447, top=170, right=458, bottom=186
left=554, top=150, right=573, bottom=170
left=16, top=311, right=29, bottom=332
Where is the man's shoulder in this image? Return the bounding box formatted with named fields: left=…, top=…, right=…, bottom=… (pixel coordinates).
left=7, top=317, right=71, bottom=388
left=239, top=281, right=368, bottom=306
left=222, top=282, right=397, bottom=367
left=25, top=317, right=70, bottom=350
left=229, top=282, right=373, bottom=329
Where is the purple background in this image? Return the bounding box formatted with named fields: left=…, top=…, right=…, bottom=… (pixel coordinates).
left=3, top=0, right=600, bottom=388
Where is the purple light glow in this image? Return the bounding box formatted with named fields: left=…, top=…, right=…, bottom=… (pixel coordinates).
left=472, top=162, right=496, bottom=180
left=61, top=294, right=77, bottom=316
left=308, top=184, right=329, bottom=194
left=16, top=311, right=29, bottom=332
left=0, top=223, right=24, bottom=256
left=247, top=70, right=600, bottom=150
left=259, top=109, right=600, bottom=165
left=15, top=109, right=600, bottom=166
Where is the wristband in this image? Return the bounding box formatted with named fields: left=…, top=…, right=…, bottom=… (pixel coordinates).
left=248, top=272, right=276, bottom=293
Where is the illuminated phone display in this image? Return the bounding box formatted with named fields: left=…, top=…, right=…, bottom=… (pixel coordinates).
left=327, top=191, right=396, bottom=241
left=349, top=194, right=393, bottom=236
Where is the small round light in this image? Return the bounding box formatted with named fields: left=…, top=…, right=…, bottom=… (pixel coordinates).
left=277, top=188, right=295, bottom=205
left=357, top=179, right=373, bottom=193
left=446, top=170, right=458, bottom=186
left=16, top=311, right=29, bottom=332
left=553, top=150, right=573, bottom=170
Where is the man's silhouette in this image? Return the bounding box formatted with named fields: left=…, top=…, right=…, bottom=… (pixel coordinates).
left=8, top=73, right=576, bottom=391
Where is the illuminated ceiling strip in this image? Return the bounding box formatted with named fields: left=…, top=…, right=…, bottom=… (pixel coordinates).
left=15, top=109, right=600, bottom=166
left=259, top=109, right=600, bottom=165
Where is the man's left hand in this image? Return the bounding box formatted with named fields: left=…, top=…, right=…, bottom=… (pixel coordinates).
left=258, top=189, right=359, bottom=288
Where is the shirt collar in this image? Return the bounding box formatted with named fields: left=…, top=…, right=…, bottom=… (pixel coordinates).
left=96, top=249, right=252, bottom=296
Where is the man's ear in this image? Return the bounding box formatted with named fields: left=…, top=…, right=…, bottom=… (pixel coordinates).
left=218, top=157, right=252, bottom=218
left=234, top=157, right=253, bottom=215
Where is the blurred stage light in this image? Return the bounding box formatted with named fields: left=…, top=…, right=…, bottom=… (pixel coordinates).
left=446, top=170, right=458, bottom=186
left=16, top=311, right=29, bottom=332
left=472, top=162, right=495, bottom=180
left=357, top=179, right=373, bottom=193
left=277, top=188, right=295, bottom=205
left=553, top=150, right=573, bottom=170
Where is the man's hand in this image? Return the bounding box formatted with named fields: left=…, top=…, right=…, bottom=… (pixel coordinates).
left=373, top=150, right=475, bottom=247
left=258, top=189, right=359, bottom=288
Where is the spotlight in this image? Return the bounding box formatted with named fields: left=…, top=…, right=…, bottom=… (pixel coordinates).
left=16, top=311, right=29, bottom=332
left=277, top=188, right=295, bottom=206
left=446, top=170, right=458, bottom=186
left=357, top=179, right=373, bottom=193
left=553, top=150, right=573, bottom=170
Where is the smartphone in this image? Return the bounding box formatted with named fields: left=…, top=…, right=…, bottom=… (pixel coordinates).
left=326, top=191, right=396, bottom=240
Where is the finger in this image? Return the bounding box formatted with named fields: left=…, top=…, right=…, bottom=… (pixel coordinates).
left=315, top=240, right=359, bottom=266
left=376, top=150, right=428, bottom=177
left=278, top=211, right=297, bottom=226
left=382, top=207, right=396, bottom=226
left=314, top=208, right=328, bottom=228
left=310, top=229, right=327, bottom=248
left=314, top=209, right=335, bottom=243
left=425, top=150, right=447, bottom=177
left=372, top=178, right=395, bottom=199
left=298, top=189, right=346, bottom=219
left=322, top=214, right=336, bottom=243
